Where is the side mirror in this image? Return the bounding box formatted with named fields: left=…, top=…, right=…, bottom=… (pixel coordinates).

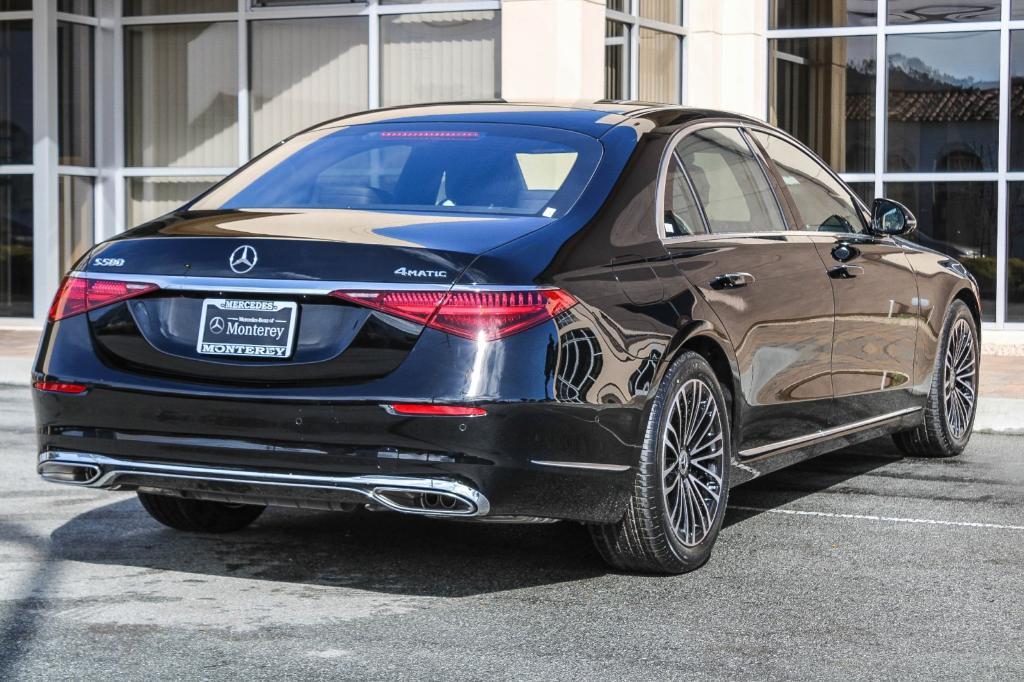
left=870, top=198, right=917, bottom=237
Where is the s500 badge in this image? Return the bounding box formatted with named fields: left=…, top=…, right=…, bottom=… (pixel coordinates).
left=394, top=267, right=448, bottom=278
left=93, top=257, right=125, bottom=267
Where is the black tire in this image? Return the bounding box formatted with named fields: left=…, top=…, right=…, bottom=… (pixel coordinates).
left=137, top=491, right=266, bottom=533
left=589, top=351, right=731, bottom=574
left=893, top=299, right=979, bottom=458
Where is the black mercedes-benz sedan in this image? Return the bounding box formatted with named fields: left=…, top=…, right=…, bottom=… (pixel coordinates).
left=33, top=102, right=981, bottom=574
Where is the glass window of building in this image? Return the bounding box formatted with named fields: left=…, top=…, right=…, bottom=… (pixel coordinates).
left=605, top=20, right=629, bottom=100
left=123, top=1, right=235, bottom=16
left=125, top=22, right=239, bottom=168
left=639, top=0, right=681, bottom=24
left=888, top=1, right=1000, bottom=24
left=887, top=31, right=999, bottom=172
left=58, top=176, right=94, bottom=276
left=128, top=177, right=222, bottom=227
left=58, top=21, right=94, bottom=167
left=887, top=181, right=997, bottom=321
left=605, top=2, right=683, bottom=102
left=770, top=36, right=876, bottom=173
left=638, top=29, right=679, bottom=103
left=0, top=175, right=32, bottom=317
left=58, top=0, right=94, bottom=14
left=1006, top=183, right=1024, bottom=322
left=380, top=12, right=500, bottom=108
left=1009, top=31, right=1024, bottom=170
left=0, top=21, right=32, bottom=165
left=250, top=17, right=368, bottom=155
left=771, top=0, right=877, bottom=28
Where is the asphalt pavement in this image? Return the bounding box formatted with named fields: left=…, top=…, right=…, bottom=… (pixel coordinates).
left=1, top=386, right=1022, bottom=680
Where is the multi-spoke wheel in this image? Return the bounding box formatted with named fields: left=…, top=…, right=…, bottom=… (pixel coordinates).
left=590, top=351, right=731, bottom=574
left=662, top=379, right=725, bottom=547
left=894, top=299, right=978, bottom=458
left=943, top=317, right=976, bottom=440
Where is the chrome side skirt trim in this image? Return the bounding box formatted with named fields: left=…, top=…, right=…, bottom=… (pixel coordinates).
left=37, top=450, right=490, bottom=517
left=531, top=460, right=632, bottom=472
left=70, top=271, right=550, bottom=295
left=739, top=407, right=921, bottom=459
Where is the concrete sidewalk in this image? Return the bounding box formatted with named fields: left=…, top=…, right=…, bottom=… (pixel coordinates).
left=2, top=327, right=1021, bottom=432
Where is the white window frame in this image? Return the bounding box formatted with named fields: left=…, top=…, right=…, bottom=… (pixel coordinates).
left=606, top=0, right=686, bottom=103
left=766, top=0, right=1023, bottom=330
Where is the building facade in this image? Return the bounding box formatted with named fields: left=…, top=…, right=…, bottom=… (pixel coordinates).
left=1, top=0, right=1022, bottom=333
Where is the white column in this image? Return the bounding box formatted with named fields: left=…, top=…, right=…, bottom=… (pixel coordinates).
left=500, top=0, right=606, bottom=102
left=32, top=0, right=59, bottom=322
left=684, top=0, right=767, bottom=119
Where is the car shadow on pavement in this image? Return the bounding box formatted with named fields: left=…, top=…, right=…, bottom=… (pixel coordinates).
left=724, top=436, right=906, bottom=527
left=47, top=438, right=908, bottom=594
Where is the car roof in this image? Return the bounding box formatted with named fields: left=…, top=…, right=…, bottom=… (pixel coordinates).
left=304, top=101, right=764, bottom=139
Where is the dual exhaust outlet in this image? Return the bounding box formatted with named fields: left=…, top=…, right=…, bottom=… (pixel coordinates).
left=37, top=451, right=489, bottom=518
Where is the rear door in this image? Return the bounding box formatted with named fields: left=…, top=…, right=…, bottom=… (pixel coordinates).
left=658, top=125, right=835, bottom=453
left=748, top=130, right=920, bottom=422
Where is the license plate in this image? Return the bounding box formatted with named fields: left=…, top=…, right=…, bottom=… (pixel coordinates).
left=197, top=299, right=298, bottom=359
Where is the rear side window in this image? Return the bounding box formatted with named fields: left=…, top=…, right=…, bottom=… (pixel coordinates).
left=751, top=131, right=866, bottom=234
left=192, top=123, right=602, bottom=219
left=662, top=155, right=707, bottom=237
left=674, top=127, right=786, bottom=234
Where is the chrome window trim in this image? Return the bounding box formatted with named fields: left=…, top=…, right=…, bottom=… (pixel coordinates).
left=68, top=271, right=552, bottom=295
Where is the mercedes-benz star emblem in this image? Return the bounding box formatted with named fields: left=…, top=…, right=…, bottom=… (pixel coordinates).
left=209, top=317, right=225, bottom=334
left=229, top=245, right=258, bottom=274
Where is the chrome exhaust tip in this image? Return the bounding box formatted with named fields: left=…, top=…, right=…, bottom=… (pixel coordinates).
left=38, top=461, right=101, bottom=485
left=372, top=487, right=478, bottom=516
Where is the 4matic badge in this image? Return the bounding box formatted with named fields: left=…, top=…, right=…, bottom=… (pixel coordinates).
left=394, top=266, right=448, bottom=278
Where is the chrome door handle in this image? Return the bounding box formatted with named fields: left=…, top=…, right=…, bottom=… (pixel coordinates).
left=710, top=272, right=755, bottom=290
left=828, top=264, right=865, bottom=279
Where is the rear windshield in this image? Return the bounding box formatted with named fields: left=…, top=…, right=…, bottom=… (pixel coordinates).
left=191, top=122, right=603, bottom=218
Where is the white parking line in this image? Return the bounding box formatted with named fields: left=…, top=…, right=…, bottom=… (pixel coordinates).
left=730, top=505, right=1024, bottom=531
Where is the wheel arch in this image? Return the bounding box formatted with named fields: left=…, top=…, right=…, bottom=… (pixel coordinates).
left=659, top=321, right=741, bottom=433
left=952, top=286, right=982, bottom=331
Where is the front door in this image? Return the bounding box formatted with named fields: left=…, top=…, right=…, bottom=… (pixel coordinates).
left=659, top=126, right=835, bottom=453
left=749, top=131, right=920, bottom=423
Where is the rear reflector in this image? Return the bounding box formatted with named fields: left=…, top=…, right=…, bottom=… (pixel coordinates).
left=49, top=276, right=159, bottom=321
left=33, top=381, right=88, bottom=394
left=386, top=404, right=487, bottom=417
left=331, top=289, right=576, bottom=341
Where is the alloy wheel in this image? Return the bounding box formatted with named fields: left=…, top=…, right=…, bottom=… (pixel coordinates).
left=943, top=317, right=977, bottom=440
left=662, top=378, right=726, bottom=546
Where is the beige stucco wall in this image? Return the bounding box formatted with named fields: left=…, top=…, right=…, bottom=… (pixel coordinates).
left=500, top=0, right=606, bottom=102
left=500, top=0, right=767, bottom=120
left=684, top=0, right=768, bottom=119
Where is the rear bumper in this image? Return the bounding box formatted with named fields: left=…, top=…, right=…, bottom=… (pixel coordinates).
left=34, top=387, right=641, bottom=523
left=38, top=450, right=490, bottom=517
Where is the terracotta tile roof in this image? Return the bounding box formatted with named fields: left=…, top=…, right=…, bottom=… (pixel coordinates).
left=845, top=86, right=1006, bottom=122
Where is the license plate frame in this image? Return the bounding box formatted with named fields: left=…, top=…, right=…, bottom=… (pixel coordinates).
left=196, top=298, right=298, bottom=359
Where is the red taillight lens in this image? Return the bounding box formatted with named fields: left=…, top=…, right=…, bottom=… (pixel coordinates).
left=33, top=381, right=88, bottom=394
left=49, top=276, right=159, bottom=321
left=386, top=404, right=487, bottom=417
left=330, top=289, right=576, bottom=341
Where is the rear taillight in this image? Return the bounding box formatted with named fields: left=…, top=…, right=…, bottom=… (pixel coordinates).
left=330, top=289, right=576, bottom=341
left=49, top=276, right=159, bottom=321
